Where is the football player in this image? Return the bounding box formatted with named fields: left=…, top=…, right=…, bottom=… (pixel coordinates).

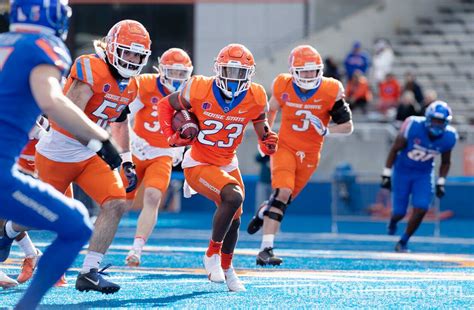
left=124, top=48, right=192, bottom=266
left=381, top=101, right=457, bottom=252
left=247, top=45, right=353, bottom=266
left=158, top=44, right=278, bottom=291
left=35, top=19, right=151, bottom=293
left=0, top=0, right=121, bottom=307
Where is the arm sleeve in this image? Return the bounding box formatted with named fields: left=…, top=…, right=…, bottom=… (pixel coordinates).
left=115, top=106, right=130, bottom=123
left=158, top=95, right=176, bottom=138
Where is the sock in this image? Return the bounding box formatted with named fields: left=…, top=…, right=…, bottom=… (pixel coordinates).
left=221, top=252, right=233, bottom=270
left=17, top=234, right=37, bottom=257
left=260, top=234, right=274, bottom=251
left=5, top=221, right=20, bottom=239
left=400, top=233, right=410, bottom=245
left=132, top=236, right=146, bottom=255
left=206, top=240, right=223, bottom=257
left=81, top=251, right=104, bottom=274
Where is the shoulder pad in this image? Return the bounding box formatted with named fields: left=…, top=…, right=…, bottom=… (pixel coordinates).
left=272, top=73, right=292, bottom=95
left=136, top=73, right=158, bottom=93
left=71, top=54, right=108, bottom=86
left=182, top=75, right=213, bottom=102
left=249, top=82, right=268, bottom=108
left=33, top=35, right=72, bottom=75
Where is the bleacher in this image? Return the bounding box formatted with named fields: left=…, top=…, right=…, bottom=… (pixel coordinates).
left=391, top=0, right=474, bottom=122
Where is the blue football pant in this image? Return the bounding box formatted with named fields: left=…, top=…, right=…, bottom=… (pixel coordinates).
left=0, top=165, right=92, bottom=309
left=392, top=169, right=434, bottom=216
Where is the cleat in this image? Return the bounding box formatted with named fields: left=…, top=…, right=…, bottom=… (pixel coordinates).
left=0, top=227, right=14, bottom=263
left=55, top=274, right=68, bottom=287
left=125, top=250, right=140, bottom=267
left=387, top=222, right=397, bottom=235
left=17, top=249, right=42, bottom=283
left=256, top=247, right=283, bottom=266
left=224, top=267, right=246, bottom=292
left=247, top=201, right=268, bottom=235
left=0, top=270, right=18, bottom=289
left=203, top=254, right=225, bottom=283
left=75, top=264, right=120, bottom=294
left=395, top=241, right=410, bottom=253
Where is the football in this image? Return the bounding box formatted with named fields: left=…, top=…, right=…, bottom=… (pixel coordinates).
left=171, top=110, right=200, bottom=139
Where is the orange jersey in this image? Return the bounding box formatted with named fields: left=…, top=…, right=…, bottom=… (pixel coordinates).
left=52, top=54, right=138, bottom=137
left=273, top=74, right=343, bottom=153
left=132, top=74, right=170, bottom=148
left=180, top=75, right=267, bottom=166
left=18, top=139, right=39, bottom=173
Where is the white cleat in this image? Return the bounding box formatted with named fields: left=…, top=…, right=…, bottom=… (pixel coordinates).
left=224, top=267, right=246, bottom=292
left=0, top=270, right=18, bottom=289
left=203, top=254, right=225, bottom=283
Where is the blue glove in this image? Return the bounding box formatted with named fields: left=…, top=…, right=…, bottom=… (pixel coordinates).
left=308, top=114, right=328, bottom=136
left=122, top=162, right=137, bottom=193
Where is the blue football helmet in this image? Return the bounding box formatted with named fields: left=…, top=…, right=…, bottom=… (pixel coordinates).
left=9, top=0, right=72, bottom=40
left=425, top=100, right=452, bottom=136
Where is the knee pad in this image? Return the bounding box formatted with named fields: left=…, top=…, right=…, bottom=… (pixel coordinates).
left=263, top=194, right=288, bottom=223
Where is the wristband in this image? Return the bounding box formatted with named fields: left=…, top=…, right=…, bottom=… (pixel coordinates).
left=87, top=139, right=103, bottom=152
left=437, top=177, right=446, bottom=185
left=382, top=167, right=392, bottom=177
left=120, top=151, right=132, bottom=163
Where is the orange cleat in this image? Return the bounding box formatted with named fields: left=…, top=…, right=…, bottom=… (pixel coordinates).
left=54, top=274, right=68, bottom=287
left=17, top=249, right=42, bottom=284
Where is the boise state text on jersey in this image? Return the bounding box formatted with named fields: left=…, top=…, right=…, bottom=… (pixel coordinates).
left=0, top=32, right=71, bottom=160
left=395, top=116, right=457, bottom=173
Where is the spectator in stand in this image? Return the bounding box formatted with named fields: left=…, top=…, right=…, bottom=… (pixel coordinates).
left=346, top=70, right=372, bottom=114
left=419, top=89, right=437, bottom=116
left=377, top=73, right=401, bottom=115
left=344, top=41, right=371, bottom=80
left=403, top=72, right=424, bottom=110
left=395, top=91, right=417, bottom=126
left=324, top=57, right=341, bottom=81
left=372, top=39, right=395, bottom=85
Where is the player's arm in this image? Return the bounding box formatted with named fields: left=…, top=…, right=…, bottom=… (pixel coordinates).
left=64, top=79, right=94, bottom=111
left=30, top=65, right=121, bottom=169
left=253, top=113, right=278, bottom=156
left=435, top=150, right=452, bottom=198
left=158, top=92, right=193, bottom=147
left=110, top=117, right=137, bottom=192
left=267, top=96, right=281, bottom=128
left=380, top=134, right=407, bottom=190
left=327, top=99, right=353, bottom=135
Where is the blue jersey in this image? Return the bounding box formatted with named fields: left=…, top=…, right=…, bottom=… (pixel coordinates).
left=395, top=116, right=457, bottom=173
left=0, top=31, right=71, bottom=162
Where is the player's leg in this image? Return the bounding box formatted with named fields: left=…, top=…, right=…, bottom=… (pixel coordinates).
left=389, top=169, right=412, bottom=237
left=247, top=147, right=295, bottom=235
left=221, top=170, right=245, bottom=291
left=184, top=165, right=243, bottom=285
left=1, top=168, right=92, bottom=309
left=74, top=156, right=127, bottom=294
left=396, top=173, right=433, bottom=252
left=126, top=156, right=172, bottom=266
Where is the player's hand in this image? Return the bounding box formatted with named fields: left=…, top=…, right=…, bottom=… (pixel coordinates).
left=259, top=127, right=278, bottom=155
left=168, top=130, right=195, bottom=147
left=172, top=146, right=185, bottom=166
left=380, top=176, right=391, bottom=190
left=88, top=139, right=122, bottom=170
left=308, top=114, right=328, bottom=136
left=436, top=184, right=445, bottom=198
left=122, top=162, right=138, bottom=193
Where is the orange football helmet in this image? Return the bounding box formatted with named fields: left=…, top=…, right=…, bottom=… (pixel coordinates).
left=288, top=45, right=324, bottom=90
left=106, top=19, right=152, bottom=78
left=155, top=48, right=193, bottom=92
left=214, top=43, right=255, bottom=98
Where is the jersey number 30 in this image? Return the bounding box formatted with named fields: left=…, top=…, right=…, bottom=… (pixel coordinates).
left=198, top=120, right=243, bottom=148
